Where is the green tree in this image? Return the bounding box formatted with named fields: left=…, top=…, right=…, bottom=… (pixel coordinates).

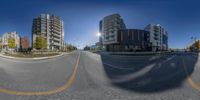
left=65, top=44, right=77, bottom=52
left=0, top=43, right=2, bottom=50
left=42, top=38, right=47, bottom=50
left=33, top=36, right=47, bottom=50
left=8, top=38, right=16, bottom=49
left=84, top=45, right=90, bottom=50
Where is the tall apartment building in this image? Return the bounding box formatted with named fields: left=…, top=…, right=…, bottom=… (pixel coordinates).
left=32, top=14, right=64, bottom=50
left=99, top=13, right=126, bottom=51
left=144, top=24, right=168, bottom=51
left=2, top=31, right=20, bottom=51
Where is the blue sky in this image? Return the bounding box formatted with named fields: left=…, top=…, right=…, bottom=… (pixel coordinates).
left=0, top=0, right=200, bottom=49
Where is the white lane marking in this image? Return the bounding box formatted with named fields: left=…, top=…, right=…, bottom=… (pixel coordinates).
left=170, top=63, right=176, bottom=68
left=162, top=55, right=175, bottom=63
left=111, top=63, right=156, bottom=83
left=149, top=55, right=161, bottom=61
left=103, top=62, right=136, bottom=70
left=107, top=55, right=176, bottom=83
left=103, top=55, right=175, bottom=70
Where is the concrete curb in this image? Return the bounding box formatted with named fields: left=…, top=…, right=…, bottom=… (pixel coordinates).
left=0, top=53, right=68, bottom=61
left=101, top=51, right=171, bottom=56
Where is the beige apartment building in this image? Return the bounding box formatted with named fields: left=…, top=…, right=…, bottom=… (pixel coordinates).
left=32, top=14, right=64, bottom=51
left=2, top=31, right=20, bottom=51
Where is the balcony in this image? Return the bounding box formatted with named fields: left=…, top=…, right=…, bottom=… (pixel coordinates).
left=154, top=37, right=159, bottom=40
left=53, top=41, right=60, bottom=46
left=53, top=37, right=61, bottom=42
left=53, top=33, right=60, bottom=38
left=52, top=25, right=61, bottom=30
left=154, top=32, right=159, bottom=36
left=154, top=29, right=159, bottom=32
left=52, top=29, right=61, bottom=35
left=53, top=24, right=61, bottom=29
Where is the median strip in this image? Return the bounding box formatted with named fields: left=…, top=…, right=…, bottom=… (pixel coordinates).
left=0, top=52, right=80, bottom=95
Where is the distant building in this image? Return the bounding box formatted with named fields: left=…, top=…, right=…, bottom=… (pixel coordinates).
left=90, top=45, right=97, bottom=50
left=2, top=32, right=20, bottom=51
left=95, top=42, right=101, bottom=49
left=32, top=14, right=64, bottom=51
left=144, top=24, right=168, bottom=51
left=20, top=36, right=29, bottom=50
left=116, top=29, right=151, bottom=51
left=99, top=13, right=126, bottom=51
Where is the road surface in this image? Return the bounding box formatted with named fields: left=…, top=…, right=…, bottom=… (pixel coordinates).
left=0, top=51, right=199, bottom=100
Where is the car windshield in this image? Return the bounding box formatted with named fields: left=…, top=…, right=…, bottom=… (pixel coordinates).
left=0, top=0, right=199, bottom=100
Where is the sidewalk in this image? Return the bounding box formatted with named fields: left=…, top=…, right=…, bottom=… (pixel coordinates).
left=0, top=52, right=68, bottom=61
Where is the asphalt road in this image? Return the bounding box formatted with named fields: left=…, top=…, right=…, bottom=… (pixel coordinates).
left=0, top=51, right=199, bottom=100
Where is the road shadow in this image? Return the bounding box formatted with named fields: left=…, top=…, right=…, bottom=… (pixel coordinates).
left=100, top=52, right=198, bottom=93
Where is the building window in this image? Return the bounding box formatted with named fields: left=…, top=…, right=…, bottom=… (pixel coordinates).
left=128, top=30, right=130, bottom=36
left=131, top=31, right=134, bottom=40
left=121, top=32, right=123, bottom=41
left=138, top=30, right=139, bottom=40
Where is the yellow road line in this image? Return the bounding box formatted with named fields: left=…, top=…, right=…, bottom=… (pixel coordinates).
left=0, top=52, right=80, bottom=96
left=187, top=76, right=200, bottom=91
left=182, top=57, right=200, bottom=92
